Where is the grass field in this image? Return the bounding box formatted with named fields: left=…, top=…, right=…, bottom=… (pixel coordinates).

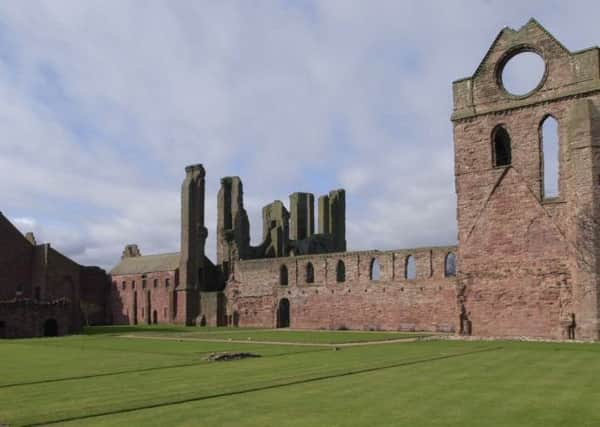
left=1, top=327, right=600, bottom=426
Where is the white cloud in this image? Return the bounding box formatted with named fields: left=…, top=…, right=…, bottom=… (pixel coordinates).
left=1, top=1, right=600, bottom=269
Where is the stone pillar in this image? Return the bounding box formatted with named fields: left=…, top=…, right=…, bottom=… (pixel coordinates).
left=179, top=164, right=207, bottom=325
left=217, top=176, right=250, bottom=279
left=262, top=201, right=290, bottom=258
left=567, top=100, right=600, bottom=340
left=289, top=192, right=314, bottom=241
left=328, top=189, right=346, bottom=252
left=145, top=290, right=151, bottom=325
left=318, top=195, right=330, bottom=234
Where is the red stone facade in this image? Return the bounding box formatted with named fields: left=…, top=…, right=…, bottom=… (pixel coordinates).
left=218, top=20, right=600, bottom=340
left=453, top=19, right=600, bottom=340
left=224, top=247, right=457, bottom=331
left=109, top=270, right=178, bottom=325
left=0, top=212, right=108, bottom=338
left=6, top=19, right=599, bottom=341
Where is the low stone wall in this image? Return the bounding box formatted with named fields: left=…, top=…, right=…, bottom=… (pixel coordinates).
left=225, top=246, right=458, bottom=332
left=0, top=299, right=75, bottom=338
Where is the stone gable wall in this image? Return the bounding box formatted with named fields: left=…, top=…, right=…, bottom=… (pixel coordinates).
left=453, top=20, right=600, bottom=340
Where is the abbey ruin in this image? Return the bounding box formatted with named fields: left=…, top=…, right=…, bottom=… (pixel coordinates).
left=2, top=19, right=600, bottom=340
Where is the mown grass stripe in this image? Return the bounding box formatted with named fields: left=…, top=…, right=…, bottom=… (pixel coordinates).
left=26, top=346, right=502, bottom=426
left=0, top=346, right=330, bottom=389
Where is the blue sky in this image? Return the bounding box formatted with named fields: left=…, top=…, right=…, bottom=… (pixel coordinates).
left=1, top=1, right=599, bottom=269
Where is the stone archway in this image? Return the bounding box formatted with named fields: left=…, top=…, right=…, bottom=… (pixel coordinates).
left=277, top=298, right=290, bottom=328
left=153, top=310, right=158, bottom=324
left=43, top=319, right=58, bottom=337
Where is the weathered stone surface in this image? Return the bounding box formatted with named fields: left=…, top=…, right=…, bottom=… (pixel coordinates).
left=224, top=247, right=458, bottom=332
left=0, top=212, right=108, bottom=338
left=453, top=19, right=600, bottom=340
left=318, top=195, right=330, bottom=234
left=205, top=352, right=261, bottom=362
left=289, top=192, right=315, bottom=241
left=9, top=19, right=600, bottom=342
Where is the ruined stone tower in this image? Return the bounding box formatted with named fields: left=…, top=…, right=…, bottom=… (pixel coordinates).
left=217, top=176, right=251, bottom=279
left=289, top=192, right=315, bottom=241
left=178, top=164, right=208, bottom=325
left=216, top=177, right=347, bottom=278
left=453, top=19, right=600, bottom=340
left=328, top=189, right=346, bottom=252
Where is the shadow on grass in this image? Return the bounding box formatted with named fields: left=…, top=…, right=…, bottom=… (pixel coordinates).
left=83, top=325, right=194, bottom=335
left=0, top=347, right=329, bottom=389
left=30, top=346, right=502, bottom=426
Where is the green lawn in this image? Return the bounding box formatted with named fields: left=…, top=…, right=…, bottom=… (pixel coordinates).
left=88, top=324, right=431, bottom=344
left=1, top=328, right=599, bottom=426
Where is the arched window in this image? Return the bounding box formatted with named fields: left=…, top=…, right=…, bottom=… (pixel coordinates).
left=305, top=262, right=314, bottom=284
left=444, top=253, right=456, bottom=277
left=279, top=265, right=288, bottom=286
left=493, top=126, right=511, bottom=167
left=336, top=260, right=345, bottom=283
left=541, top=116, right=559, bottom=198
left=370, top=258, right=381, bottom=281
left=405, top=255, right=416, bottom=280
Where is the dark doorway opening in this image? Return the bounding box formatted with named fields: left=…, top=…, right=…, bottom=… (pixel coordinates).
left=133, top=291, right=138, bottom=325
left=153, top=310, right=158, bottom=324
left=44, top=319, right=58, bottom=337
left=277, top=298, right=290, bottom=328
left=0, top=321, right=6, bottom=338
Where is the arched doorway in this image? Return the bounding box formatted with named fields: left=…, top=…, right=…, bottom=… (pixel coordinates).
left=152, top=310, right=158, bottom=324
left=277, top=298, right=290, bottom=328
left=43, top=319, right=58, bottom=337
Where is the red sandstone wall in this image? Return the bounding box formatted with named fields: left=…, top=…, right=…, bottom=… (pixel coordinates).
left=0, top=301, right=73, bottom=338
left=109, top=270, right=178, bottom=325
left=0, top=214, right=34, bottom=300
left=44, top=247, right=83, bottom=333
left=452, top=22, right=600, bottom=339
left=225, top=247, right=458, bottom=332
left=80, top=267, right=109, bottom=325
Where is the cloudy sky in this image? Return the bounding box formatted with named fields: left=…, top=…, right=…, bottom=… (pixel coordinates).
left=1, top=1, right=599, bottom=269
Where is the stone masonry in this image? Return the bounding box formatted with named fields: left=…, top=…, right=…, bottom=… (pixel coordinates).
left=453, top=19, right=600, bottom=340
left=6, top=19, right=598, bottom=341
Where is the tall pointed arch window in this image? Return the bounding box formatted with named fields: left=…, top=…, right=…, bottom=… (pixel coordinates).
left=444, top=253, right=456, bottom=277
left=305, top=262, right=314, bottom=284
left=369, top=259, right=381, bottom=281
left=493, top=126, right=512, bottom=167
left=540, top=116, right=559, bottom=198
left=336, top=260, right=345, bottom=283
left=279, top=265, right=288, bottom=286
left=405, top=255, right=416, bottom=280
